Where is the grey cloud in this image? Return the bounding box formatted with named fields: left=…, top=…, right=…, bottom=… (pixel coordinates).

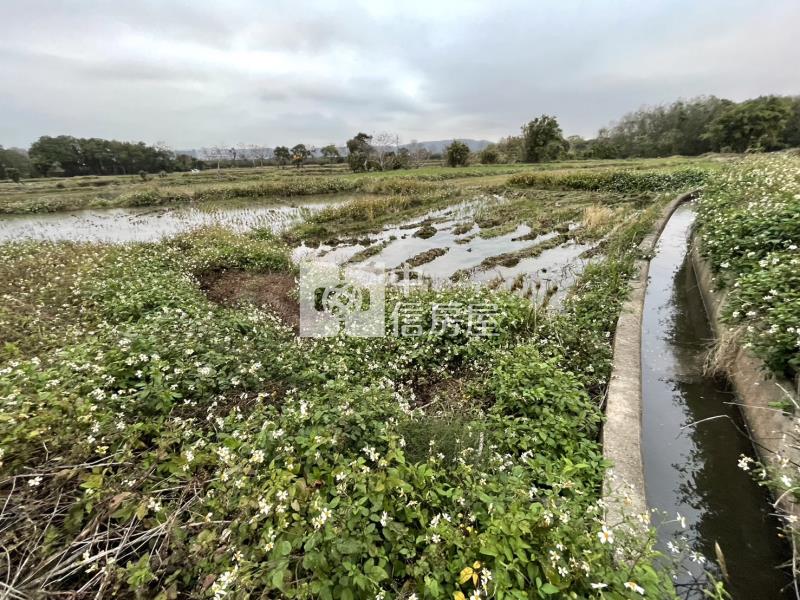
left=258, top=76, right=422, bottom=114
left=1, top=0, right=798, bottom=148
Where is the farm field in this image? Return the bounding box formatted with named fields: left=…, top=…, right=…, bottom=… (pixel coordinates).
left=0, top=157, right=725, bottom=598
left=4, top=1, right=800, bottom=596
left=0, top=156, right=719, bottom=215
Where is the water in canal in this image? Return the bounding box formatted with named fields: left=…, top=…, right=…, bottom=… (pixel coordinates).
left=641, top=203, right=791, bottom=598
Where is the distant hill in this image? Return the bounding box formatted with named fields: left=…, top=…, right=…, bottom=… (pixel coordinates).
left=175, top=139, right=493, bottom=159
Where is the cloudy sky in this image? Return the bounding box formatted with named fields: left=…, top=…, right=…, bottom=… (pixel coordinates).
left=1, top=0, right=798, bottom=149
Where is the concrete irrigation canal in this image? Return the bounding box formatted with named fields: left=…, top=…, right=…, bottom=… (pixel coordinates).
left=641, top=203, right=791, bottom=598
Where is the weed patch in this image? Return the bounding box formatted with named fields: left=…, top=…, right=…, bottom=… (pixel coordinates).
left=0, top=179, right=689, bottom=598
left=696, top=155, right=800, bottom=376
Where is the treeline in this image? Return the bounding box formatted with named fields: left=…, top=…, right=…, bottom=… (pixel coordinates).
left=479, top=95, right=800, bottom=164
left=478, top=115, right=569, bottom=165
left=583, top=95, right=800, bottom=158
left=344, top=132, right=433, bottom=171
left=25, top=136, right=205, bottom=177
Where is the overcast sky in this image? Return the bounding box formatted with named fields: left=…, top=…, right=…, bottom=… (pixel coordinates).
left=1, top=0, right=798, bottom=149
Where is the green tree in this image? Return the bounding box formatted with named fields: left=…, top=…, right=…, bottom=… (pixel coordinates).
left=521, top=115, right=567, bottom=162
left=389, top=147, right=411, bottom=170
left=703, top=96, right=794, bottom=152
left=565, top=135, right=590, bottom=159
left=28, top=135, right=176, bottom=176
left=783, top=97, right=800, bottom=148
left=0, top=146, right=32, bottom=178
left=6, top=167, right=20, bottom=183
left=290, top=144, right=311, bottom=168
left=273, top=146, right=291, bottom=167
left=346, top=132, right=373, bottom=172
left=29, top=135, right=82, bottom=176
left=479, top=146, right=499, bottom=164
left=174, top=153, right=204, bottom=171
left=594, top=96, right=731, bottom=158
left=494, top=136, right=523, bottom=163
left=584, top=135, right=623, bottom=159
left=320, top=144, right=340, bottom=163
left=445, top=140, right=470, bottom=167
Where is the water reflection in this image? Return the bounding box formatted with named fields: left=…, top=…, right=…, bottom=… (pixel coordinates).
left=293, top=198, right=594, bottom=308
left=641, top=204, right=790, bottom=598
left=0, top=195, right=351, bottom=242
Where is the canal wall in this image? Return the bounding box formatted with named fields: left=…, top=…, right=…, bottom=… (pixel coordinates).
left=690, top=237, right=800, bottom=520
left=602, top=190, right=697, bottom=524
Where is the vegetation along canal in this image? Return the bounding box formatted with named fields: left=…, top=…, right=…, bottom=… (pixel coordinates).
left=641, top=203, right=791, bottom=598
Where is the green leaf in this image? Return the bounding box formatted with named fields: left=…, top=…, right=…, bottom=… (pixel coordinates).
left=271, top=569, right=286, bottom=590
left=275, top=540, right=292, bottom=557
left=337, top=538, right=361, bottom=554
left=540, top=582, right=559, bottom=595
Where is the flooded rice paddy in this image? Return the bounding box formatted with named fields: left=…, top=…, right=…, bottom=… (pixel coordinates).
left=0, top=194, right=352, bottom=242
left=292, top=196, right=596, bottom=307
left=1, top=192, right=598, bottom=308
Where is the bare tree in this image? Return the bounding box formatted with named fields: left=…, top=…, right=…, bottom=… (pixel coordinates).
left=372, top=132, right=400, bottom=171
left=320, top=144, right=341, bottom=164
left=237, top=143, right=253, bottom=167
left=407, top=139, right=430, bottom=168
left=201, top=146, right=225, bottom=173
left=253, top=146, right=271, bottom=167
left=153, top=140, right=175, bottom=158
left=227, top=146, right=238, bottom=166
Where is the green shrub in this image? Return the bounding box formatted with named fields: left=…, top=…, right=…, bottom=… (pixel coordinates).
left=6, top=167, right=21, bottom=183
left=479, top=147, right=499, bottom=164
left=509, top=167, right=709, bottom=193
left=445, top=141, right=470, bottom=167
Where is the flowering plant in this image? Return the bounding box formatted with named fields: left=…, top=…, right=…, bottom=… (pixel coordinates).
left=0, top=200, right=689, bottom=597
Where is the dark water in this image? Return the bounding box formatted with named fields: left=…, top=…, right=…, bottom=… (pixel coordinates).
left=641, top=204, right=791, bottom=598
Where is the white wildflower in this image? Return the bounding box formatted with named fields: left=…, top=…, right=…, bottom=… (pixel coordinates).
left=624, top=581, right=645, bottom=595
left=597, top=525, right=614, bottom=545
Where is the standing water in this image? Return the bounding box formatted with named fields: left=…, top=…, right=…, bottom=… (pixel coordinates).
left=641, top=203, right=791, bottom=598
left=0, top=194, right=353, bottom=243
